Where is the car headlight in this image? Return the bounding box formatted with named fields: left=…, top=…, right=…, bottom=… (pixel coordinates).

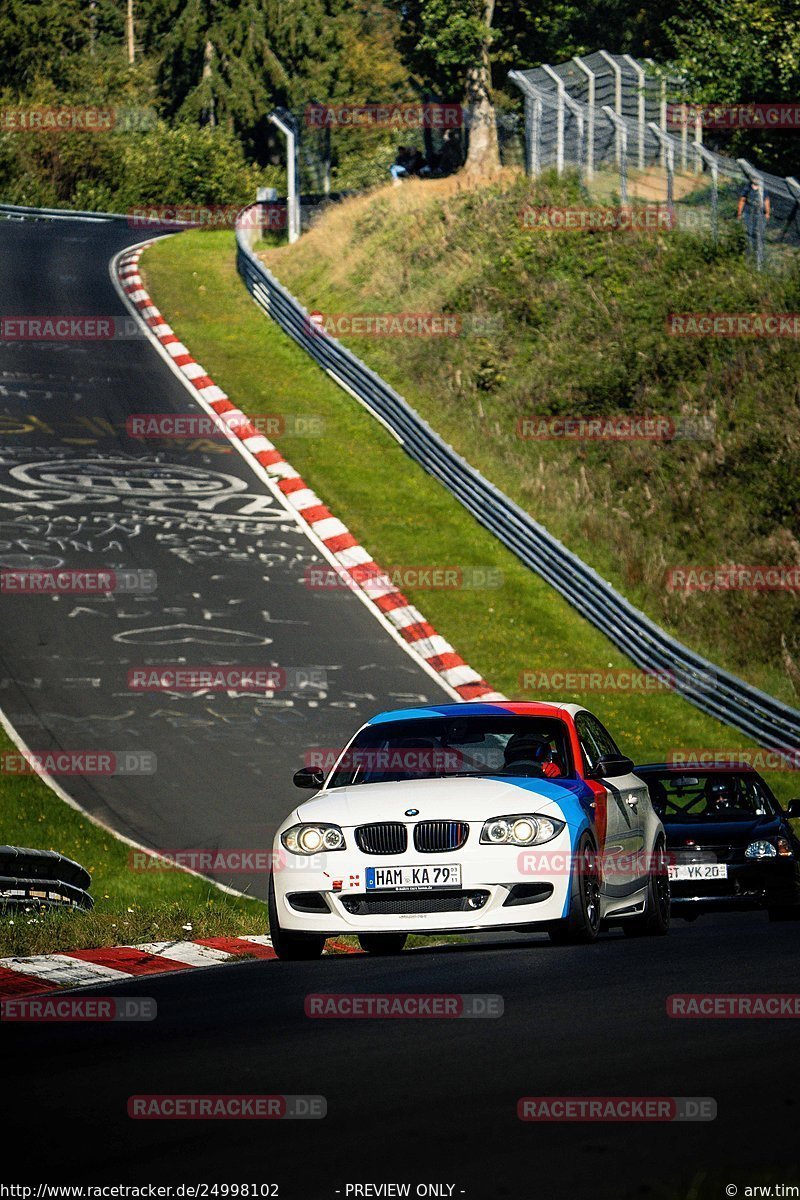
left=745, top=840, right=777, bottom=859
left=281, top=823, right=346, bottom=855
left=480, top=814, right=564, bottom=847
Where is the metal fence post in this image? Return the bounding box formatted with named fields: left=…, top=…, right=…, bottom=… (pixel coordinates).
left=680, top=103, right=689, bottom=171
left=602, top=106, right=628, bottom=203
left=530, top=94, right=542, bottom=176
left=659, top=77, right=668, bottom=168
left=509, top=71, right=542, bottom=177
left=599, top=51, right=623, bottom=164
left=268, top=108, right=300, bottom=243
left=542, top=65, right=565, bottom=174
left=623, top=54, right=646, bottom=169
left=755, top=174, right=766, bottom=269
left=573, top=56, right=595, bottom=179
left=694, top=107, right=704, bottom=174
left=562, top=90, right=585, bottom=182
left=647, top=122, right=675, bottom=218
left=737, top=158, right=766, bottom=270
left=694, top=143, right=719, bottom=243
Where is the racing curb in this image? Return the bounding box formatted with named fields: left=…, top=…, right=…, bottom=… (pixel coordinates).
left=116, top=245, right=505, bottom=704
left=0, top=936, right=358, bottom=998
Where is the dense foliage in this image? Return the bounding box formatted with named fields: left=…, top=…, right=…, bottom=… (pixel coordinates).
left=0, top=0, right=797, bottom=205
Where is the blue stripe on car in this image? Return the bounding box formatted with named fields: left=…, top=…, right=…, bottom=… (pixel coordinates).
left=486, top=776, right=598, bottom=918
left=365, top=703, right=513, bottom=724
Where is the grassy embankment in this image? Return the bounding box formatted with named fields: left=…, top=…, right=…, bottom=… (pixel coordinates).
left=261, top=171, right=800, bottom=709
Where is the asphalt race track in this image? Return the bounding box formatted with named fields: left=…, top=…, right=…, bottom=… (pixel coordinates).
left=4, top=913, right=800, bottom=1197
left=0, top=215, right=449, bottom=895
left=1, top=216, right=799, bottom=1199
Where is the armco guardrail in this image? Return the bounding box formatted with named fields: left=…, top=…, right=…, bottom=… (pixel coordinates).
left=0, top=201, right=211, bottom=226
left=0, top=201, right=130, bottom=222
left=236, top=203, right=800, bottom=757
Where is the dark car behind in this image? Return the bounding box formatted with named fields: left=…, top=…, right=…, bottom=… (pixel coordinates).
left=634, top=763, right=800, bottom=921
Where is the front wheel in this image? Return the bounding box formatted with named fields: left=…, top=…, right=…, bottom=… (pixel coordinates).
left=268, top=873, right=326, bottom=960
left=548, top=835, right=601, bottom=945
left=622, top=839, right=670, bottom=938
left=358, top=933, right=408, bottom=956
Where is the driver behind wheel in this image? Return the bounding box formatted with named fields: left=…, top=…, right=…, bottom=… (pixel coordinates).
left=503, top=732, right=562, bottom=778
left=707, top=779, right=737, bottom=813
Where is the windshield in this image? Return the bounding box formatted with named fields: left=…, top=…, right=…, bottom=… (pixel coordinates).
left=640, top=771, right=778, bottom=822
left=327, top=715, right=575, bottom=788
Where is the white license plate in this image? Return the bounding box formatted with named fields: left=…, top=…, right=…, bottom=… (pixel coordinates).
left=668, top=864, right=728, bottom=881
left=365, top=864, right=462, bottom=891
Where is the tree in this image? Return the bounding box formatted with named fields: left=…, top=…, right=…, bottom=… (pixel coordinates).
left=668, top=0, right=800, bottom=173
left=390, top=0, right=501, bottom=173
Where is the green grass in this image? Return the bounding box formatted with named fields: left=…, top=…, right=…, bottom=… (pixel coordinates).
left=139, top=227, right=799, bottom=819
left=0, top=724, right=266, bottom=958
left=260, top=173, right=800, bottom=708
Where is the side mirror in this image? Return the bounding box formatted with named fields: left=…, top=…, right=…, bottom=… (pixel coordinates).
left=293, top=767, right=324, bottom=790
left=592, top=754, right=635, bottom=780
left=786, top=799, right=800, bottom=819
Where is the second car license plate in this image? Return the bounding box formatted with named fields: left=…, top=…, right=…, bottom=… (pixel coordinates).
left=366, top=864, right=462, bottom=891
left=668, top=864, right=728, bottom=881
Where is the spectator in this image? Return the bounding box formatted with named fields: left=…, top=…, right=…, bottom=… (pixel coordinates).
left=390, top=145, right=412, bottom=183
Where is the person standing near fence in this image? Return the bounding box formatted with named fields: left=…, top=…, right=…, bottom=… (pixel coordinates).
left=737, top=179, right=770, bottom=259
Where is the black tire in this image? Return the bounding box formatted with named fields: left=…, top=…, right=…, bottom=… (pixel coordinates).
left=622, top=839, right=671, bottom=938
left=767, top=905, right=800, bottom=922
left=548, top=834, right=601, bottom=945
left=268, top=874, right=326, bottom=961
left=357, top=933, right=408, bottom=956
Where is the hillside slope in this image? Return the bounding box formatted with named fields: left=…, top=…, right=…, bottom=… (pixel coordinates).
left=262, top=173, right=800, bottom=706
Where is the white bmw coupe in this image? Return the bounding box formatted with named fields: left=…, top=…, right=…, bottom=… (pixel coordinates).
left=269, top=701, right=669, bottom=958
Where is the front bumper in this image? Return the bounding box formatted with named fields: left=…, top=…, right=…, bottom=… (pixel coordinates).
left=669, top=859, right=800, bottom=912
left=273, top=832, right=574, bottom=934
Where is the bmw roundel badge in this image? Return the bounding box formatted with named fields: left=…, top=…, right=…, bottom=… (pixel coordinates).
left=405, top=808, right=420, bottom=816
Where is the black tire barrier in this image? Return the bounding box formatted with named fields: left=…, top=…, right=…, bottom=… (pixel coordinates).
left=0, top=847, right=92, bottom=910
left=0, top=874, right=94, bottom=911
